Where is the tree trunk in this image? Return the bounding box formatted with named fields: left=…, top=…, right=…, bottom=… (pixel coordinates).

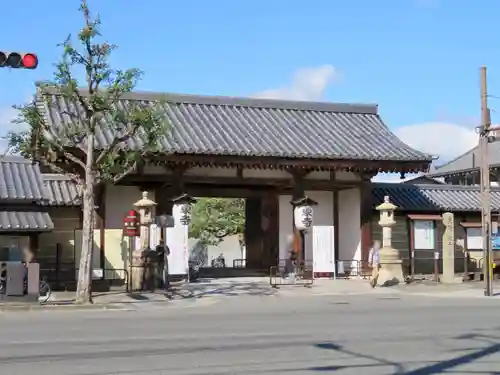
left=75, top=134, right=96, bottom=304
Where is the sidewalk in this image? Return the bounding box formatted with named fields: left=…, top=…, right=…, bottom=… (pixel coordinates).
left=280, top=278, right=500, bottom=299
left=4, top=277, right=499, bottom=311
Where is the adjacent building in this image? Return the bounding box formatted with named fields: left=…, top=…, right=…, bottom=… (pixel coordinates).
left=427, top=141, right=500, bottom=185
left=371, top=183, right=500, bottom=274
left=0, top=156, right=54, bottom=261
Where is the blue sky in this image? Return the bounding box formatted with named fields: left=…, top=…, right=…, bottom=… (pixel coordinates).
left=1, top=0, right=499, bottom=180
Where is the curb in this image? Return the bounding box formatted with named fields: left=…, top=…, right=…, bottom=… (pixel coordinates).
left=0, top=303, right=130, bottom=312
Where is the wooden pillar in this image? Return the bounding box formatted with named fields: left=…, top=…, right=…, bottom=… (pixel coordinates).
left=359, top=173, right=374, bottom=273
left=245, top=197, right=262, bottom=269
left=261, top=193, right=279, bottom=268
left=28, top=233, right=39, bottom=262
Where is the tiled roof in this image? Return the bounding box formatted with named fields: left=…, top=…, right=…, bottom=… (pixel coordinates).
left=428, top=142, right=500, bottom=177
left=0, top=156, right=50, bottom=203
left=0, top=210, right=53, bottom=232
left=372, top=183, right=500, bottom=212
left=42, top=174, right=81, bottom=206
left=37, top=89, right=432, bottom=166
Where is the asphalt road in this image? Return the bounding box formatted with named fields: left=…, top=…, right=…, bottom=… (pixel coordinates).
left=1, top=294, right=500, bottom=374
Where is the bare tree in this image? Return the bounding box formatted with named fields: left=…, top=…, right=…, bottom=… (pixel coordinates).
left=5, top=0, right=169, bottom=303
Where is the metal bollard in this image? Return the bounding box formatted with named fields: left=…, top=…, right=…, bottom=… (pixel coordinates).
left=434, top=252, right=440, bottom=283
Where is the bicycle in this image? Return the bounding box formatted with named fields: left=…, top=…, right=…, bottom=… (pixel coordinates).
left=0, top=274, right=52, bottom=304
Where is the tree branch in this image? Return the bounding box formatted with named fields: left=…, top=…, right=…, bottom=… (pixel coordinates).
left=111, top=161, right=138, bottom=184
left=95, top=124, right=140, bottom=165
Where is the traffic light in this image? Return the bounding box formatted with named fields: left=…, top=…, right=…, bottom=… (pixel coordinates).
left=0, top=52, right=38, bottom=69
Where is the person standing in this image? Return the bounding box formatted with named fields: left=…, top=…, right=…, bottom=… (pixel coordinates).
left=156, top=240, right=170, bottom=289
left=368, top=240, right=381, bottom=288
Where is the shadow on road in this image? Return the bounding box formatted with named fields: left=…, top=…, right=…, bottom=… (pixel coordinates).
left=166, top=281, right=277, bottom=300
left=312, top=333, right=500, bottom=374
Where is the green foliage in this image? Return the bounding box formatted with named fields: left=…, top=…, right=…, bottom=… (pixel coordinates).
left=189, top=198, right=246, bottom=246
left=4, top=0, right=168, bottom=184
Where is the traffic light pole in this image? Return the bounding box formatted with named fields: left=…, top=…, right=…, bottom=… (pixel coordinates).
left=479, top=66, right=493, bottom=296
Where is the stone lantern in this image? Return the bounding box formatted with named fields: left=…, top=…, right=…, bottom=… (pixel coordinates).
left=375, top=196, right=404, bottom=286
left=131, top=191, right=157, bottom=291
left=292, top=196, right=318, bottom=231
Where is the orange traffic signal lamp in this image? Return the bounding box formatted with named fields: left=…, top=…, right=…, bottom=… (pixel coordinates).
left=0, top=52, right=38, bottom=69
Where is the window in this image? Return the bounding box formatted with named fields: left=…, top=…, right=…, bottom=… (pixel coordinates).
left=0, top=236, right=27, bottom=261
left=466, top=227, right=482, bottom=250
left=413, top=220, right=435, bottom=249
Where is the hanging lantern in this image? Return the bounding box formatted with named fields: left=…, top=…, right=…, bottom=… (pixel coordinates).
left=291, top=196, right=318, bottom=231
left=171, top=193, right=197, bottom=226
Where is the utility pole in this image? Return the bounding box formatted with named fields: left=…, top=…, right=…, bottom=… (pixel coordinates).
left=479, top=66, right=493, bottom=296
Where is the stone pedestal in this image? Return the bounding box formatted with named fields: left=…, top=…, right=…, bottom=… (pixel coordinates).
left=441, top=212, right=455, bottom=284
left=377, top=246, right=404, bottom=287
left=376, top=196, right=404, bottom=286
left=131, top=191, right=157, bottom=291
left=131, top=250, right=144, bottom=291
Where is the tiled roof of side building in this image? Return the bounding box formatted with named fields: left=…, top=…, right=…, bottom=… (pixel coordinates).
left=372, top=183, right=500, bottom=212
left=428, top=142, right=500, bottom=177
left=0, top=156, right=50, bottom=203
left=36, top=88, right=433, bottom=164
left=42, top=174, right=81, bottom=206
left=0, top=210, right=53, bottom=232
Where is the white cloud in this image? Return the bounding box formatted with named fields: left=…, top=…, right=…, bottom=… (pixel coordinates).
left=394, top=122, right=478, bottom=161
left=372, top=122, right=477, bottom=183
left=253, top=65, right=339, bottom=101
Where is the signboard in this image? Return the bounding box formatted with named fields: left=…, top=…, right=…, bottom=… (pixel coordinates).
left=492, top=232, right=500, bottom=250
left=312, top=225, right=335, bottom=274
left=466, top=227, right=500, bottom=250
left=166, top=204, right=189, bottom=276
left=414, top=220, right=435, bottom=249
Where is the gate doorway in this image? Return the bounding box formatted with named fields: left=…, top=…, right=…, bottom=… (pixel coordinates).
left=187, top=194, right=279, bottom=277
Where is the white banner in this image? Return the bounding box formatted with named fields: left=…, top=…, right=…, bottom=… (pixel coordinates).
left=312, top=225, right=335, bottom=274
left=166, top=204, right=189, bottom=276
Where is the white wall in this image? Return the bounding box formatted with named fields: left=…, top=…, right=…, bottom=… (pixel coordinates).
left=278, top=191, right=334, bottom=263
left=188, top=235, right=245, bottom=267
left=338, top=187, right=361, bottom=268
left=102, top=185, right=149, bottom=276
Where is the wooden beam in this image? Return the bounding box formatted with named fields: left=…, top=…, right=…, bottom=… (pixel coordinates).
left=149, top=154, right=429, bottom=173
left=118, top=174, right=360, bottom=191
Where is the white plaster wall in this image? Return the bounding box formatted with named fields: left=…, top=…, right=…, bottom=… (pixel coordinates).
left=243, top=169, right=290, bottom=179
left=306, top=171, right=330, bottom=180
left=103, top=185, right=150, bottom=278
left=336, top=171, right=361, bottom=181
left=185, top=167, right=237, bottom=177
left=244, top=169, right=331, bottom=180
left=278, top=191, right=334, bottom=265
left=338, top=187, right=361, bottom=268
left=188, top=235, right=245, bottom=267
